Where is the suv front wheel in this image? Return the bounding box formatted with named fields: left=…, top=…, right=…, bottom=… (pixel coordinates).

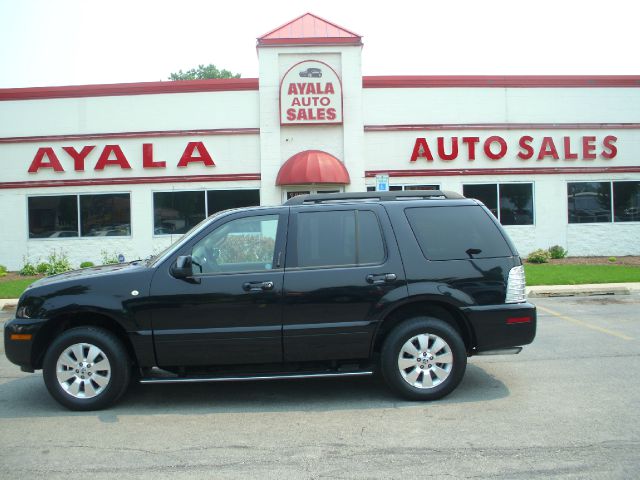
left=381, top=317, right=467, bottom=401
left=42, top=327, right=131, bottom=411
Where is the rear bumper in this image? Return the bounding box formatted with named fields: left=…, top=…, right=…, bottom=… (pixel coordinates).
left=462, top=302, right=536, bottom=353
left=4, top=318, right=47, bottom=370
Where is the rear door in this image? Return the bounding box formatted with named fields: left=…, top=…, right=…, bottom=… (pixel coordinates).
left=282, top=204, right=407, bottom=361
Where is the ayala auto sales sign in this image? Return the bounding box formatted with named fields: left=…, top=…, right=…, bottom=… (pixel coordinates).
left=280, top=60, right=343, bottom=125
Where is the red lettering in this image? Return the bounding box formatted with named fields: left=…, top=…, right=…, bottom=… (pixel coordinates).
left=95, top=145, right=131, bottom=170
left=62, top=146, right=95, bottom=171
left=602, top=135, right=617, bottom=159
left=461, top=137, right=480, bottom=160
left=410, top=138, right=434, bottom=162
left=142, top=143, right=165, bottom=168
left=517, top=136, right=534, bottom=160
left=537, top=137, right=559, bottom=160
left=325, top=83, right=334, bottom=94
left=177, top=141, right=215, bottom=168
left=291, top=97, right=301, bottom=106
left=437, top=137, right=458, bottom=161
left=327, top=108, right=336, bottom=120
left=297, top=109, right=308, bottom=120
left=317, top=109, right=326, bottom=120
left=483, top=136, right=507, bottom=160
left=563, top=137, right=578, bottom=160
left=287, top=108, right=296, bottom=121
left=28, top=147, right=64, bottom=173
left=582, top=136, right=597, bottom=160
left=288, top=84, right=297, bottom=95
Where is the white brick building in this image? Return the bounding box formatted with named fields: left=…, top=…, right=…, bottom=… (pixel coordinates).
left=0, top=13, right=638, bottom=270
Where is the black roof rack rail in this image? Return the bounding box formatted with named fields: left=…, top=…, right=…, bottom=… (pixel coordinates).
left=284, top=190, right=465, bottom=205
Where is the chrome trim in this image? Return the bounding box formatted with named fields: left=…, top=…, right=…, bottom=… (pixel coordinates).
left=139, top=370, right=373, bottom=384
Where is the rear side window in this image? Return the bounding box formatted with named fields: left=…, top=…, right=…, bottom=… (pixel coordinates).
left=295, top=210, right=385, bottom=268
left=405, top=206, right=513, bottom=260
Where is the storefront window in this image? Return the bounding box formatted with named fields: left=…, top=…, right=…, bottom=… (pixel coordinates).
left=613, top=181, right=640, bottom=222
left=567, top=182, right=612, bottom=223
left=463, top=184, right=498, bottom=217
left=81, top=194, right=131, bottom=237
left=207, top=189, right=260, bottom=215
left=463, top=183, right=533, bottom=225
left=28, top=195, right=78, bottom=238
left=153, top=191, right=206, bottom=235
left=499, top=184, right=534, bottom=226
left=367, top=184, right=439, bottom=192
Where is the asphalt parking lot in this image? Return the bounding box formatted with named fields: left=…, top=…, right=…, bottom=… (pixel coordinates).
left=0, top=294, right=638, bottom=479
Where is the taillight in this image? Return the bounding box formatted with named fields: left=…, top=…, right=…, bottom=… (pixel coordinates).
left=505, top=265, right=526, bottom=303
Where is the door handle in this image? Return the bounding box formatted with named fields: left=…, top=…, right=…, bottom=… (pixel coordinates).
left=366, top=273, right=397, bottom=285
left=242, top=281, right=275, bottom=292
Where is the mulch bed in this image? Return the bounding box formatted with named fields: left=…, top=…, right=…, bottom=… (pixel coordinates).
left=0, top=272, right=41, bottom=283
left=547, top=256, right=640, bottom=266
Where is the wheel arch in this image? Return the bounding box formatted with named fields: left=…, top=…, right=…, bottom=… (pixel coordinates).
left=32, top=311, right=138, bottom=370
left=372, top=299, right=475, bottom=356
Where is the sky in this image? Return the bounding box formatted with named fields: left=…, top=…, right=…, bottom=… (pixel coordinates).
left=0, top=0, right=638, bottom=89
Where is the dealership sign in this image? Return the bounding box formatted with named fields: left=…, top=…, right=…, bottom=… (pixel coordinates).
left=410, top=135, right=618, bottom=162
left=280, top=60, right=342, bottom=125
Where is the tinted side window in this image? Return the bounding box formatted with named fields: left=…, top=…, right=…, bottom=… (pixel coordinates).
left=405, top=206, right=512, bottom=260
left=358, top=211, right=385, bottom=265
left=295, top=210, right=385, bottom=268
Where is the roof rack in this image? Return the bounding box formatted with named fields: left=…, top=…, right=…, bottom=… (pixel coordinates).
left=284, top=190, right=465, bottom=205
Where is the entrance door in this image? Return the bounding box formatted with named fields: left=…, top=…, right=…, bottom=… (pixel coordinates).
left=149, top=208, right=288, bottom=367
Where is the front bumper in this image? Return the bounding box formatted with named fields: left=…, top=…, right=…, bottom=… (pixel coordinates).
left=462, top=302, right=537, bottom=353
left=4, top=318, right=48, bottom=370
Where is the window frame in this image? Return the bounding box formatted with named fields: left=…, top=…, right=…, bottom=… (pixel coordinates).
left=152, top=187, right=261, bottom=237
left=26, top=191, right=132, bottom=241
left=567, top=180, right=640, bottom=225
left=367, top=183, right=440, bottom=192
left=462, top=182, right=535, bottom=227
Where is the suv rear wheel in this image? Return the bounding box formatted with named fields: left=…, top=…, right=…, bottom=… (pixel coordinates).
left=381, top=317, right=467, bottom=401
left=43, top=327, right=131, bottom=411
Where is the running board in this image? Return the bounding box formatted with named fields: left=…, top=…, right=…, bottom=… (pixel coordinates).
left=475, top=347, right=523, bottom=356
left=139, top=370, right=374, bottom=384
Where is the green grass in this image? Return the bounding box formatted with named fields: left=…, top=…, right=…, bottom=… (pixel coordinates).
left=0, top=278, right=38, bottom=299
left=525, top=264, right=640, bottom=286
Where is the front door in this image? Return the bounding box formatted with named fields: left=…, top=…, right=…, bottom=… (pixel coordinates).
left=149, top=208, right=288, bottom=367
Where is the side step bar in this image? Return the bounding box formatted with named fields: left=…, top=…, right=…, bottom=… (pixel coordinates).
left=475, top=347, right=523, bottom=356
left=139, top=370, right=374, bottom=384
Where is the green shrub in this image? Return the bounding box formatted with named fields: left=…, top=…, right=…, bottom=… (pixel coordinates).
left=101, top=250, right=120, bottom=265
left=36, top=262, right=49, bottom=274
left=609, top=256, right=617, bottom=263
left=19, top=260, right=37, bottom=276
left=527, top=249, right=550, bottom=264
left=44, top=250, right=72, bottom=275
left=0, top=264, right=7, bottom=277
left=80, top=261, right=95, bottom=268
left=547, top=245, right=568, bottom=259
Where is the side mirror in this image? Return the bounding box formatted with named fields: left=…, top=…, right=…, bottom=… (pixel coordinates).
left=171, top=255, right=194, bottom=279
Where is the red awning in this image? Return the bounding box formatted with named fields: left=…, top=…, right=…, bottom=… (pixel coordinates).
left=276, top=150, right=350, bottom=185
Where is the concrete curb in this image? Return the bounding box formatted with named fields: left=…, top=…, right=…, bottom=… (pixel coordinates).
left=0, top=299, right=19, bottom=311
left=527, top=282, right=640, bottom=297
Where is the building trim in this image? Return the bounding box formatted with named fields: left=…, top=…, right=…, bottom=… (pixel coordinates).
left=0, top=173, right=262, bottom=190
left=365, top=166, right=640, bottom=178
left=364, top=123, right=640, bottom=132
left=362, top=76, right=640, bottom=88
left=0, top=78, right=260, bottom=101
left=2, top=76, right=638, bottom=102
left=0, top=128, right=260, bottom=144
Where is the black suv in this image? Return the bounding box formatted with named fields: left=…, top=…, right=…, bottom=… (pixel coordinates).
left=5, top=191, right=536, bottom=410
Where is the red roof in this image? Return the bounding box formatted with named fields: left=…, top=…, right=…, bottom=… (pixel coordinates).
left=276, top=150, right=350, bottom=185
left=258, top=13, right=362, bottom=46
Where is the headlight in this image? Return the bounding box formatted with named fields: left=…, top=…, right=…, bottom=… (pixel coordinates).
left=16, top=305, right=32, bottom=319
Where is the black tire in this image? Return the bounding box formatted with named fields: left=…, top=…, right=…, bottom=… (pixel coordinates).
left=380, top=317, right=467, bottom=401
left=42, top=327, right=131, bottom=411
